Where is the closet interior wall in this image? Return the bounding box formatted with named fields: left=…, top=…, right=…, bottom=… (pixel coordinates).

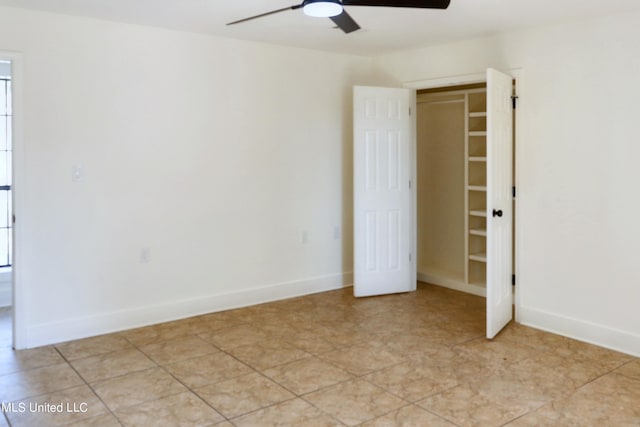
left=416, top=84, right=488, bottom=297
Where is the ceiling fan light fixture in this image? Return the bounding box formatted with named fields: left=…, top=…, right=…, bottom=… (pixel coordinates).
left=302, top=0, right=343, bottom=18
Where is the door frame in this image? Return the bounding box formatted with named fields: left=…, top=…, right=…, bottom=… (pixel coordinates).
left=404, top=69, right=523, bottom=321
left=0, top=50, right=25, bottom=349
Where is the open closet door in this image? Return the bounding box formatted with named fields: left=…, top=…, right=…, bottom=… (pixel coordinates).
left=486, top=69, right=514, bottom=338
left=353, top=86, right=415, bottom=297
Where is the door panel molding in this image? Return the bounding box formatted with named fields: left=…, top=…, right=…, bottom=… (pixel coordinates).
left=353, top=86, right=415, bottom=297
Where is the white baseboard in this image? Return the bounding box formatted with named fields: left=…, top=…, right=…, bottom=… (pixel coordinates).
left=23, top=272, right=353, bottom=349
left=519, top=305, right=640, bottom=358
left=417, top=271, right=486, bottom=297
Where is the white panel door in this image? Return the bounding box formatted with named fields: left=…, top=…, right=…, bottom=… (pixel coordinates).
left=353, top=86, right=415, bottom=297
left=486, top=69, right=514, bottom=338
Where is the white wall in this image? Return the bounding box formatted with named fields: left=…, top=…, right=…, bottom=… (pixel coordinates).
left=0, top=272, right=10, bottom=307
left=375, top=11, right=640, bottom=356
left=0, top=6, right=383, bottom=348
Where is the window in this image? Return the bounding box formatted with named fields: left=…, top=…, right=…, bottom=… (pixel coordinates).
left=0, top=70, right=12, bottom=268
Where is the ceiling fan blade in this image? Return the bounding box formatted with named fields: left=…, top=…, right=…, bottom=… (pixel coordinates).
left=341, top=0, right=450, bottom=9
left=330, top=10, right=361, bottom=34
left=226, top=4, right=302, bottom=26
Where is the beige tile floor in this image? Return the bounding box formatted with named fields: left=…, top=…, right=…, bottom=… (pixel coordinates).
left=1, top=283, right=639, bottom=426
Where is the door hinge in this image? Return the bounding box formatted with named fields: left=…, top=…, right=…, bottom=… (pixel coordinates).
left=512, top=186, right=516, bottom=198
left=511, top=95, right=519, bottom=109
left=409, top=180, right=412, bottom=189
left=512, top=274, right=516, bottom=286
left=12, top=214, right=15, bottom=224
left=409, top=107, right=412, bottom=116
left=409, top=253, right=412, bottom=262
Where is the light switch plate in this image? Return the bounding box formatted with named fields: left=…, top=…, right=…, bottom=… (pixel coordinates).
left=72, top=165, right=84, bottom=182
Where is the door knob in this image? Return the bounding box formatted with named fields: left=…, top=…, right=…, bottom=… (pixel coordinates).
left=492, top=209, right=503, bottom=218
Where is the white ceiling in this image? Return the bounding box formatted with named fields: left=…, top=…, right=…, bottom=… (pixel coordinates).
left=1, top=0, right=640, bottom=56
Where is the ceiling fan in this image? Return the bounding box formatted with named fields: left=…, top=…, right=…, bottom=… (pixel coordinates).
left=226, top=0, right=451, bottom=34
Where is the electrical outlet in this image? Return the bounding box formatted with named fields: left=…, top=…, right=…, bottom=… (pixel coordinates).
left=301, top=230, right=308, bottom=244
left=333, top=225, right=341, bottom=240
left=140, top=248, right=151, bottom=263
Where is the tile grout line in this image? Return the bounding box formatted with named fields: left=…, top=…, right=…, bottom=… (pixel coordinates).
left=421, top=405, right=464, bottom=427
left=156, top=363, right=233, bottom=425
left=208, top=342, right=316, bottom=424
left=132, top=332, right=209, bottom=365
left=142, top=331, right=303, bottom=424
left=203, top=340, right=351, bottom=425
left=497, top=410, right=540, bottom=427
left=151, top=336, right=237, bottom=424
left=2, top=408, right=10, bottom=427
left=357, top=368, right=462, bottom=405
left=293, top=394, right=348, bottom=426
left=1, top=352, right=100, bottom=406
left=542, top=347, right=637, bottom=399
left=210, top=341, right=300, bottom=422
left=369, top=401, right=464, bottom=427
left=52, top=346, right=125, bottom=427
left=614, top=366, right=640, bottom=383
left=186, top=300, right=469, bottom=424
left=123, top=317, right=302, bottom=422
left=122, top=330, right=233, bottom=424
left=223, top=396, right=324, bottom=425
left=295, top=369, right=410, bottom=426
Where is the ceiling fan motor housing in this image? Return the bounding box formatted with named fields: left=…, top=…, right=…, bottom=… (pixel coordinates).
left=302, top=0, right=344, bottom=17
left=227, top=0, right=451, bottom=33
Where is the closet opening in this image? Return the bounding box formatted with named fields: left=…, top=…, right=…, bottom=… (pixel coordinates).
left=415, top=80, right=517, bottom=316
